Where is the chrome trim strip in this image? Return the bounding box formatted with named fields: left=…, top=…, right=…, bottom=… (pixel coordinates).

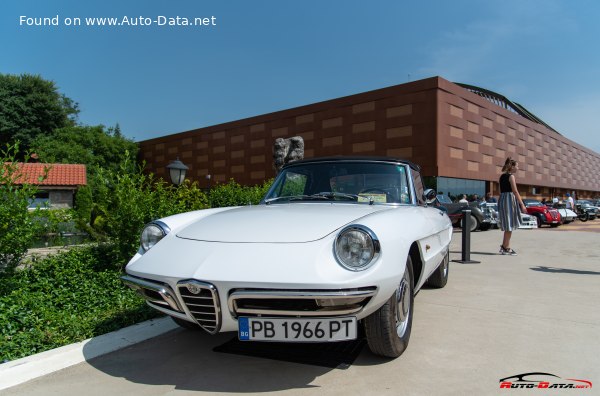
left=406, top=164, right=417, bottom=205
left=152, top=220, right=171, bottom=235
left=176, top=280, right=221, bottom=334
left=228, top=288, right=377, bottom=318
left=234, top=306, right=363, bottom=317
left=121, top=275, right=182, bottom=312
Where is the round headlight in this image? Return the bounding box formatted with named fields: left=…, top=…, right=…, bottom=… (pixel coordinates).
left=334, top=225, right=380, bottom=271
left=140, top=222, right=170, bottom=252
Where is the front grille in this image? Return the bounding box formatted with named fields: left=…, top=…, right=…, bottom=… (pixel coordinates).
left=229, top=287, right=377, bottom=318
left=177, top=280, right=220, bottom=334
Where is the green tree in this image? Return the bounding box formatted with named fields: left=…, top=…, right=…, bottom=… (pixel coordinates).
left=30, top=125, right=138, bottom=172
left=0, top=74, right=79, bottom=154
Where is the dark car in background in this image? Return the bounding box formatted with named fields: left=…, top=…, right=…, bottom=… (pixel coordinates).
left=523, top=199, right=561, bottom=227
left=575, top=200, right=598, bottom=221
left=436, top=195, right=492, bottom=232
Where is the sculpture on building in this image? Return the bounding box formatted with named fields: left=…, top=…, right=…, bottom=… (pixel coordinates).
left=273, top=136, right=304, bottom=174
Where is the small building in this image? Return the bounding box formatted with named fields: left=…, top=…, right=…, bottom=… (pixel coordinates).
left=13, top=163, right=87, bottom=209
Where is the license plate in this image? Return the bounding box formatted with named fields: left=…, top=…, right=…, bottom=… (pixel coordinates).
left=238, top=317, right=357, bottom=342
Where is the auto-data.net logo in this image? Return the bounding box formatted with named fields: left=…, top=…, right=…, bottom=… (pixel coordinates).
left=500, top=372, right=592, bottom=389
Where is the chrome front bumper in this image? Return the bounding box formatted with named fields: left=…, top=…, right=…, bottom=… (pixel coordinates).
left=122, top=275, right=378, bottom=333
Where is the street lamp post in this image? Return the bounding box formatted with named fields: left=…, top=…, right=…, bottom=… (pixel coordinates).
left=206, top=174, right=212, bottom=207
left=166, top=158, right=189, bottom=186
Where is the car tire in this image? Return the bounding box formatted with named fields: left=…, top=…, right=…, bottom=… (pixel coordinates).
left=534, top=214, right=543, bottom=228
left=172, top=316, right=202, bottom=330
left=426, top=250, right=449, bottom=288
left=464, top=214, right=479, bottom=232
left=550, top=223, right=559, bottom=228
left=364, top=256, right=414, bottom=358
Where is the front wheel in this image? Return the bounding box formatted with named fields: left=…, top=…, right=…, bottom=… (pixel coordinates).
left=364, top=256, right=414, bottom=358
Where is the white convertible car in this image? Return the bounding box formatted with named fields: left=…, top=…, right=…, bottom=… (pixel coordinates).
left=122, top=157, right=453, bottom=358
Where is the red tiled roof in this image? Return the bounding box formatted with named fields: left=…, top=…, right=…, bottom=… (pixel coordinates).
left=8, top=163, right=87, bottom=186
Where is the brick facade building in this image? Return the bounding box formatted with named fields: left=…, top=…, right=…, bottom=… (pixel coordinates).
left=138, top=76, right=600, bottom=199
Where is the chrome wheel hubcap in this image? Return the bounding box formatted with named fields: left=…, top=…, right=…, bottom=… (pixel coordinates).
left=395, top=271, right=411, bottom=337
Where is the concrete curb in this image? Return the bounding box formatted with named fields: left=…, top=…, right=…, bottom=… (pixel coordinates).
left=0, top=317, right=177, bottom=391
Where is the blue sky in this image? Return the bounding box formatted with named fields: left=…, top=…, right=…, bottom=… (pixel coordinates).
left=2, top=0, right=599, bottom=154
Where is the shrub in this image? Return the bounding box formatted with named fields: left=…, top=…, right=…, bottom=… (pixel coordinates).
left=0, top=144, right=39, bottom=275
left=0, top=246, right=159, bottom=362
left=208, top=178, right=273, bottom=208
left=85, top=156, right=210, bottom=265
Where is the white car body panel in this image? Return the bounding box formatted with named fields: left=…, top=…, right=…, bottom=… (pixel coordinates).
left=126, top=203, right=452, bottom=332
left=555, top=208, right=577, bottom=222
left=176, top=204, right=393, bottom=243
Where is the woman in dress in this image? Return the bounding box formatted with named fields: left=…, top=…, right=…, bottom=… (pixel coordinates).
left=498, top=157, right=527, bottom=255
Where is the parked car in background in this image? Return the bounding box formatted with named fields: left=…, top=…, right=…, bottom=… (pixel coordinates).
left=575, top=201, right=598, bottom=221
left=519, top=212, right=538, bottom=229
left=576, top=200, right=600, bottom=214
left=122, top=157, right=453, bottom=359
left=479, top=202, right=499, bottom=229
left=523, top=199, right=561, bottom=227
left=436, top=195, right=492, bottom=232
left=548, top=203, right=577, bottom=224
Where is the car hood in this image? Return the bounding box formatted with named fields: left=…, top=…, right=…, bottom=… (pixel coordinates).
left=176, top=203, right=393, bottom=243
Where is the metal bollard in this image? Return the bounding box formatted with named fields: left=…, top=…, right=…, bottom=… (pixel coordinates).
left=452, top=209, right=480, bottom=264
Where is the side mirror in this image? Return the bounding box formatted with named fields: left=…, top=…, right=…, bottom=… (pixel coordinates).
left=423, top=189, right=437, bottom=204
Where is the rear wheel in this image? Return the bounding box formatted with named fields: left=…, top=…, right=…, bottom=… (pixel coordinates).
left=426, top=250, right=449, bottom=288
left=364, top=256, right=414, bottom=358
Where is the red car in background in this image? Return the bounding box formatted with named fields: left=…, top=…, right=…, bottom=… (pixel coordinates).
left=523, top=199, right=561, bottom=227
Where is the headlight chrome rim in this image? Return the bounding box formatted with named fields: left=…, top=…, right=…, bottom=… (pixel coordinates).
left=140, top=221, right=171, bottom=252
left=334, top=225, right=381, bottom=271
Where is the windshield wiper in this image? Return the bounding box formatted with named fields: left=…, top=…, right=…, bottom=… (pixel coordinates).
left=264, top=195, right=329, bottom=204
left=311, top=192, right=361, bottom=201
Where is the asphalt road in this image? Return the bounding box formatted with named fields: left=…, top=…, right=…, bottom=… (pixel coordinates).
left=3, top=224, right=599, bottom=395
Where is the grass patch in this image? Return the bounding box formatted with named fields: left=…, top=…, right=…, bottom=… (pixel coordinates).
left=0, top=246, right=160, bottom=362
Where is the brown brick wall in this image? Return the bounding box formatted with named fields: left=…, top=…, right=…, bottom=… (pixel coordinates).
left=139, top=78, right=440, bottom=187
left=436, top=78, right=600, bottom=197
left=138, top=76, right=600, bottom=197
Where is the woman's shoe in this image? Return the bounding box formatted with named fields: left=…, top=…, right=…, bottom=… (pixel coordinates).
left=500, top=246, right=517, bottom=256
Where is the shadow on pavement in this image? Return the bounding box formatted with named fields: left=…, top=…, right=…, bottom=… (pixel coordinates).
left=82, top=328, right=367, bottom=392
left=450, top=250, right=499, bottom=256
left=530, top=266, right=600, bottom=275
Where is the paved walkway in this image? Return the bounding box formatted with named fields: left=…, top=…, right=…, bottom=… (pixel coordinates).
left=2, top=228, right=599, bottom=395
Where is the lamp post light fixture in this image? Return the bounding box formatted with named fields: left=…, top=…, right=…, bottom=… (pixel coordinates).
left=205, top=174, right=212, bottom=189
left=166, top=158, right=189, bottom=186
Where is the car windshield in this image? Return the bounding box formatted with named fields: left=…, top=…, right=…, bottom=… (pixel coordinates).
left=264, top=161, right=412, bottom=205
